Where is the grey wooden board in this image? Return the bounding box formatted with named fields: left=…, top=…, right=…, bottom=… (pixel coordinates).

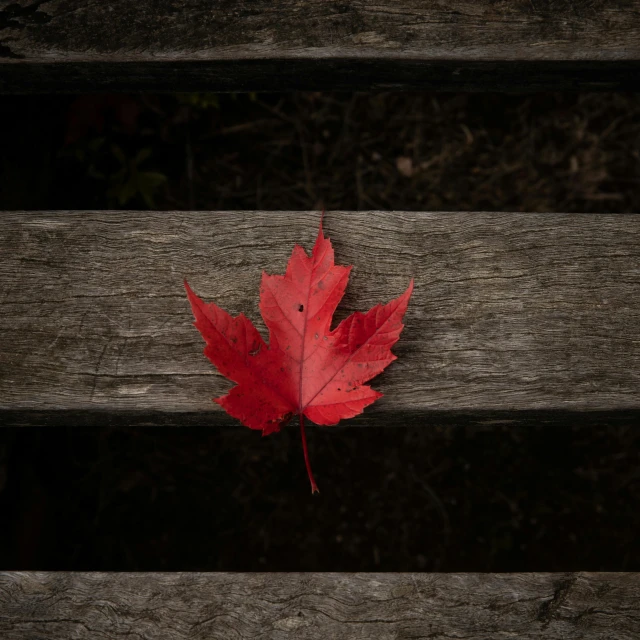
left=0, top=211, right=639, bottom=427
left=1, top=572, right=639, bottom=639
left=1, top=0, right=640, bottom=92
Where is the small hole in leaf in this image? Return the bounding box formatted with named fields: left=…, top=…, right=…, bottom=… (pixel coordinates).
left=298, top=304, right=304, bottom=312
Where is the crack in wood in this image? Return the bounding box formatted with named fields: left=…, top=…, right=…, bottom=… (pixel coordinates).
left=537, top=574, right=578, bottom=626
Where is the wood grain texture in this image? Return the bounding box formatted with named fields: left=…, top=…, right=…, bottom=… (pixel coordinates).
left=1, top=572, right=639, bottom=639
left=0, top=211, right=639, bottom=427
left=1, top=0, right=640, bottom=92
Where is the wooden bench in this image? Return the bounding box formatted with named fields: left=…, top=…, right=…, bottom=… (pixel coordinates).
left=1, top=572, right=639, bottom=639
left=1, top=0, right=639, bottom=92
left=1, top=210, right=639, bottom=428
left=1, top=1, right=640, bottom=637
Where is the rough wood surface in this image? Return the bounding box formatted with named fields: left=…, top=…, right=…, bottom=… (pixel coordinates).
left=1, top=1, right=640, bottom=92
left=1, top=211, right=639, bottom=427
left=0, top=572, right=639, bottom=639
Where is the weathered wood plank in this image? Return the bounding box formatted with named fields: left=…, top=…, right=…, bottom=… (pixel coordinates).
left=1, top=1, right=640, bottom=92
left=0, top=211, right=639, bottom=427
left=0, top=572, right=638, bottom=639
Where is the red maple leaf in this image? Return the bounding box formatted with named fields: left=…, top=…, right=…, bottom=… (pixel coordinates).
left=185, top=215, right=413, bottom=493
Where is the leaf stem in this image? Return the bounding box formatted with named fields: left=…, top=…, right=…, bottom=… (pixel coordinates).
left=299, top=414, right=319, bottom=494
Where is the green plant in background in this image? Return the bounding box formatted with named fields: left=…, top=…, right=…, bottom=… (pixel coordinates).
left=59, top=136, right=107, bottom=180
left=176, top=92, right=257, bottom=110
left=59, top=138, right=167, bottom=209
left=107, top=145, right=167, bottom=208
left=177, top=93, right=221, bottom=110
left=57, top=92, right=261, bottom=209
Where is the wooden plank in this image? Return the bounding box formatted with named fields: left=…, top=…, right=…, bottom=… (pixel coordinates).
left=1, top=572, right=639, bottom=639
left=0, top=211, right=639, bottom=427
left=1, top=1, right=639, bottom=92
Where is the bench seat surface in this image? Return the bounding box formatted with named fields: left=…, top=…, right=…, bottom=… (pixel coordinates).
left=1, top=1, right=640, bottom=91
left=1, top=210, right=638, bottom=426
left=0, top=572, right=639, bottom=639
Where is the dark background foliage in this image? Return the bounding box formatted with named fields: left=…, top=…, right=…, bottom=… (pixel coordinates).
left=1, top=91, right=639, bottom=571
